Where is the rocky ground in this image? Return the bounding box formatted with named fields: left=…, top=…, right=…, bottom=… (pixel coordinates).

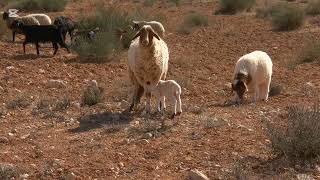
left=0, top=0, right=320, bottom=179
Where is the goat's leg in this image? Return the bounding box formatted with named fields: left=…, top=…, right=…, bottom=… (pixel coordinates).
left=35, top=42, right=40, bottom=55
left=53, top=42, right=59, bottom=55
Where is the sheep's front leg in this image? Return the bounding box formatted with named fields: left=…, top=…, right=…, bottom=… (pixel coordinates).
left=259, top=82, right=270, bottom=101
left=252, top=85, right=259, bottom=103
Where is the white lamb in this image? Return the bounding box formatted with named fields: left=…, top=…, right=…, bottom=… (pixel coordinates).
left=128, top=25, right=169, bottom=113
left=152, top=80, right=182, bottom=118
left=231, top=50, right=273, bottom=103
left=132, top=20, right=165, bottom=39
left=26, top=13, right=52, bottom=25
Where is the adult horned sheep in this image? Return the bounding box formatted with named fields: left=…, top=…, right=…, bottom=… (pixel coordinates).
left=232, top=50, right=273, bottom=103
left=127, top=25, right=169, bottom=113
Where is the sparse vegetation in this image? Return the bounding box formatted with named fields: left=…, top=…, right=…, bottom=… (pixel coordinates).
left=143, top=0, right=157, bottom=7
left=8, top=0, right=69, bottom=12
left=33, top=96, right=71, bottom=119
left=270, top=2, right=305, bottom=31
left=215, top=0, right=255, bottom=14
left=71, top=7, right=137, bottom=63
left=0, top=163, right=21, bottom=180
left=169, top=0, right=182, bottom=6
left=305, top=0, right=320, bottom=15
left=292, top=41, right=320, bottom=67
left=6, top=94, right=31, bottom=109
left=178, top=13, right=208, bottom=34
left=266, top=104, right=320, bottom=162
left=81, top=85, right=103, bottom=106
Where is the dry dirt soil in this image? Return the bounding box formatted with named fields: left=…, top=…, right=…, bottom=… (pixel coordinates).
left=1, top=0, right=320, bottom=179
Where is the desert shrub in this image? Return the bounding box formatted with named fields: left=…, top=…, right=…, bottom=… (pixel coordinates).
left=305, top=0, right=320, bottom=15
left=0, top=164, right=21, bottom=180
left=266, top=104, right=320, bottom=161
left=270, top=2, right=305, bottom=31
left=178, top=13, right=208, bottom=34
left=215, top=0, right=255, bottom=14
left=71, top=7, right=137, bottom=63
left=6, top=94, right=31, bottom=109
left=291, top=42, right=320, bottom=67
left=169, top=0, right=183, bottom=6
left=256, top=2, right=278, bottom=18
left=9, top=0, right=68, bottom=12
left=81, top=85, right=103, bottom=106
left=143, top=0, right=157, bottom=6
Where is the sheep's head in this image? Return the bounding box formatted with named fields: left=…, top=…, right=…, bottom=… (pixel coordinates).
left=2, top=11, right=9, bottom=20
left=231, top=72, right=250, bottom=103
left=132, top=25, right=160, bottom=47
left=11, top=19, right=23, bottom=29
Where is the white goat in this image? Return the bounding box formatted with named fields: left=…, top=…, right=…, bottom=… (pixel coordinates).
left=132, top=20, right=165, bottom=39
left=152, top=80, right=182, bottom=118
left=127, top=25, right=169, bottom=113
left=232, top=50, right=273, bottom=103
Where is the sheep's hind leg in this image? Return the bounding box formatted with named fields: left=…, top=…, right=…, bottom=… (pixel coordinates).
left=52, top=42, right=59, bottom=55
left=35, top=42, right=40, bottom=55
left=23, top=41, right=27, bottom=54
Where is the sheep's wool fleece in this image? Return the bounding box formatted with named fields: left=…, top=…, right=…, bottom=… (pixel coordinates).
left=233, top=50, right=272, bottom=88
left=26, top=14, right=51, bottom=25
left=6, top=16, right=40, bottom=28
left=128, top=37, right=169, bottom=90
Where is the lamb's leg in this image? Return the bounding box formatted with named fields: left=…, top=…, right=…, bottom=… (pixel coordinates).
left=170, top=96, right=177, bottom=119
left=260, top=82, right=270, bottom=101
left=176, top=93, right=182, bottom=116
left=252, top=85, right=259, bottom=103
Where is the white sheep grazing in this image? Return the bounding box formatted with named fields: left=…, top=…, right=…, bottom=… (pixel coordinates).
left=26, top=14, right=52, bottom=25
left=132, top=20, right=165, bottom=39
left=2, top=11, right=40, bottom=42
left=128, top=25, right=169, bottom=113
left=232, top=50, right=273, bottom=103
left=152, top=80, right=182, bottom=118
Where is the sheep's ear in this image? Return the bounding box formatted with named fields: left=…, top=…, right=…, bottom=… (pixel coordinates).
left=132, top=31, right=141, bottom=41
left=150, top=29, right=160, bottom=40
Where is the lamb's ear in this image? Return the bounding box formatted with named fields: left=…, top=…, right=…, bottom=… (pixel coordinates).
left=132, top=31, right=141, bottom=41
left=150, top=28, right=160, bottom=40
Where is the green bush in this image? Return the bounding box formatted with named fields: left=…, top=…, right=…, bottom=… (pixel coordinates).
left=143, top=0, right=157, bottom=7
left=270, top=3, right=305, bottom=31
left=81, top=85, right=103, bottom=106
left=72, top=7, right=137, bottom=63
left=266, top=104, right=320, bottom=162
left=305, top=0, right=320, bottom=15
left=215, top=0, right=255, bottom=14
left=295, top=42, right=320, bottom=66
left=9, top=0, right=68, bottom=12
left=178, top=13, right=208, bottom=34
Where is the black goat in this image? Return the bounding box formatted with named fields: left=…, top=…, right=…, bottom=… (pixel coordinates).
left=11, top=20, right=70, bottom=56
left=53, top=16, right=76, bottom=42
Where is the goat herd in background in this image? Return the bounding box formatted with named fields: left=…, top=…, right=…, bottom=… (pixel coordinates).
left=1, top=9, right=273, bottom=119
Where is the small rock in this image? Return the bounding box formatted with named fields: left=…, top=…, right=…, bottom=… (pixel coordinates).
left=8, top=132, right=14, bottom=136
left=143, top=133, right=153, bottom=139
left=20, top=134, right=30, bottom=140
left=297, top=174, right=314, bottom=180
left=6, top=66, right=14, bottom=70
left=47, top=79, right=67, bottom=89
left=188, top=169, right=209, bottom=180
left=0, top=136, right=9, bottom=143
left=39, top=69, right=45, bottom=74
left=65, top=172, right=77, bottom=180
left=118, top=162, right=124, bottom=168
left=20, top=173, right=29, bottom=179
left=11, top=129, right=17, bottom=134
left=140, top=139, right=149, bottom=145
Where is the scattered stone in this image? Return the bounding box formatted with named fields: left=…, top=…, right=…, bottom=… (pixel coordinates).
left=8, top=132, right=14, bottom=137
left=140, top=139, right=149, bottom=145
left=6, top=66, right=15, bottom=71
left=297, top=174, right=314, bottom=180
left=118, top=162, right=124, bottom=168
left=65, top=172, right=77, bottom=180
left=188, top=169, right=209, bottom=180
left=20, top=173, right=29, bottom=179
left=20, top=134, right=30, bottom=140
left=11, top=129, right=17, bottom=134
left=0, top=136, right=9, bottom=143
left=47, top=79, right=67, bottom=89
left=39, top=69, right=45, bottom=74
left=143, top=133, right=153, bottom=139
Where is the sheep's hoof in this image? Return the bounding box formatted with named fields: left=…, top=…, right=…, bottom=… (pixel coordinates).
left=170, top=114, right=176, bottom=119
left=176, top=112, right=182, bottom=116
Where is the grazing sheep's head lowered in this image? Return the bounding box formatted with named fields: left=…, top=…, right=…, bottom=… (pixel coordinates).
left=232, top=72, right=251, bottom=103
left=132, top=25, right=160, bottom=47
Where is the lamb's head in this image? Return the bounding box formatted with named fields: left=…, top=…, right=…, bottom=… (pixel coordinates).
left=232, top=72, right=250, bottom=102
left=132, top=25, right=160, bottom=47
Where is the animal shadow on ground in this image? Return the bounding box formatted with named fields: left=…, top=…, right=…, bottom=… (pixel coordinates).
left=11, top=53, right=52, bottom=60
left=69, top=110, right=133, bottom=133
